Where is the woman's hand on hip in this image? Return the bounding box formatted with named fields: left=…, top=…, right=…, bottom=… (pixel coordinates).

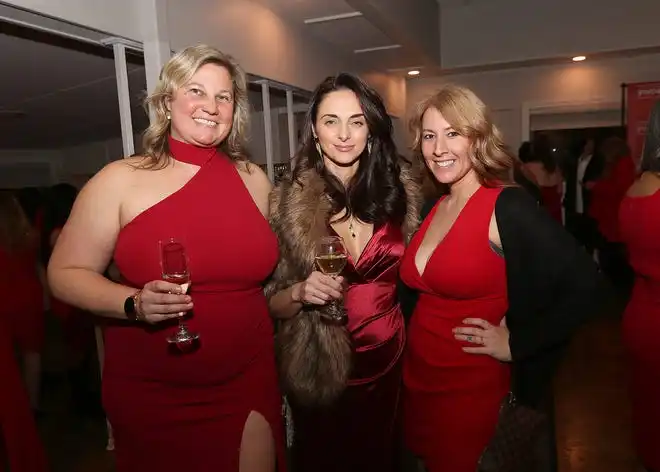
left=453, top=317, right=512, bottom=362
left=291, top=272, right=344, bottom=306
left=137, top=280, right=194, bottom=324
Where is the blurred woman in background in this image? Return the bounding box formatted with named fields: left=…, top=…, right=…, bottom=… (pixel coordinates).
left=521, top=136, right=564, bottom=224
left=619, top=100, right=660, bottom=472
left=0, top=190, right=47, bottom=471
left=0, top=191, right=44, bottom=412
left=588, top=136, right=636, bottom=292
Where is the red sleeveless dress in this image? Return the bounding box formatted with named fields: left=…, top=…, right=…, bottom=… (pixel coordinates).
left=290, top=221, right=406, bottom=472
left=619, top=190, right=660, bottom=471
left=400, top=186, right=510, bottom=472
left=107, top=137, right=285, bottom=471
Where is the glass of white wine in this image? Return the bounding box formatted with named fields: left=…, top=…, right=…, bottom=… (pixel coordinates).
left=159, top=238, right=199, bottom=347
left=315, top=236, right=348, bottom=322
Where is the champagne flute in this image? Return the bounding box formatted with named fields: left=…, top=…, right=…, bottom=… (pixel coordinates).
left=315, top=236, right=348, bottom=322
left=159, top=238, right=199, bottom=346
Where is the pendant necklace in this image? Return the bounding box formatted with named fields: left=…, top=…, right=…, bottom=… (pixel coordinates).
left=348, top=218, right=356, bottom=238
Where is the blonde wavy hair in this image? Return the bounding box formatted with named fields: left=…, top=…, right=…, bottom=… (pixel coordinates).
left=410, top=83, right=516, bottom=186
left=141, top=44, right=250, bottom=169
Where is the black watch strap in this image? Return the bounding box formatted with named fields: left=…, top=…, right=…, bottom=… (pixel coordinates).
left=124, top=291, right=141, bottom=321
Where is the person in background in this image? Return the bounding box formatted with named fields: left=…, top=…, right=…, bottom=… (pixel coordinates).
left=618, top=100, right=660, bottom=472
left=400, top=84, right=600, bottom=472
left=0, top=191, right=48, bottom=471
left=266, top=72, right=421, bottom=472
left=563, top=137, right=603, bottom=253
left=513, top=141, right=542, bottom=203
left=42, top=183, right=103, bottom=416
left=521, top=136, right=564, bottom=224
left=588, top=136, right=636, bottom=292
left=0, top=191, right=45, bottom=413
left=47, top=44, right=285, bottom=471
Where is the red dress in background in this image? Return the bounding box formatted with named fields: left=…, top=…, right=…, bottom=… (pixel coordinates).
left=400, top=186, right=510, bottom=472
left=0, top=242, right=45, bottom=354
left=619, top=189, right=660, bottom=471
left=107, top=137, right=285, bottom=471
left=589, top=156, right=637, bottom=242
left=539, top=185, right=563, bottom=224
left=0, top=294, right=47, bottom=472
left=290, top=221, right=406, bottom=472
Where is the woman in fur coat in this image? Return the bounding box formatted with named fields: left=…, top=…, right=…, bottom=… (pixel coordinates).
left=266, top=72, right=422, bottom=472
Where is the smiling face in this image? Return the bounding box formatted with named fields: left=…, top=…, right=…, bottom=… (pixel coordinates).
left=313, top=89, right=369, bottom=168
left=168, top=63, right=234, bottom=148
left=421, top=106, right=476, bottom=186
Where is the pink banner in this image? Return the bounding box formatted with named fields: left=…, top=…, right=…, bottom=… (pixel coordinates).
left=626, top=81, right=660, bottom=162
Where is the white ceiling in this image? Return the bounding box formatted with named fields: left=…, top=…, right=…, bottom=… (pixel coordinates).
left=0, top=23, right=307, bottom=150
left=253, top=0, right=429, bottom=71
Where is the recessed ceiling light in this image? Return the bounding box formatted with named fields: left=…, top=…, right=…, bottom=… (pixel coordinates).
left=572, top=55, right=587, bottom=62
left=408, top=70, right=420, bottom=76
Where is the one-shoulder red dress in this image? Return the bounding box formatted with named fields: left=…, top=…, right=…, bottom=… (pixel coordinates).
left=107, top=137, right=285, bottom=471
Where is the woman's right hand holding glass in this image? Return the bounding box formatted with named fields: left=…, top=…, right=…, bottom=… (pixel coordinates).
left=136, top=280, right=194, bottom=324
left=291, top=272, right=344, bottom=306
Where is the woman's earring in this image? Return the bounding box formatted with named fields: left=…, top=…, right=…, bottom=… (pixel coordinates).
left=367, top=140, right=372, bottom=155
left=315, top=141, right=323, bottom=157
left=166, top=113, right=171, bottom=120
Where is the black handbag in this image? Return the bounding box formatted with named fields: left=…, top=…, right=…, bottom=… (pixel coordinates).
left=476, top=392, right=548, bottom=472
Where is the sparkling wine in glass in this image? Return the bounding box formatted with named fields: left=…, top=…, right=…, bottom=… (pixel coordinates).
left=315, top=236, right=348, bottom=322
left=159, top=238, right=199, bottom=347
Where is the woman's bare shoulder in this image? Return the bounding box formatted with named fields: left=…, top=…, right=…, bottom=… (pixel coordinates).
left=626, top=171, right=660, bottom=197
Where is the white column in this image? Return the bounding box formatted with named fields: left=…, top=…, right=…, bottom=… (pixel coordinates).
left=261, top=81, right=274, bottom=181
left=140, top=0, right=171, bottom=96
left=286, top=90, right=297, bottom=159
left=112, top=42, right=135, bottom=157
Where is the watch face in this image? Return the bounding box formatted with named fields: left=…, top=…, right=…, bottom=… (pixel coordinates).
left=124, top=296, right=137, bottom=320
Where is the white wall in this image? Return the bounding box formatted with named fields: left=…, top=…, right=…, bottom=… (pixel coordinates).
left=407, top=54, right=660, bottom=150
left=362, top=72, right=407, bottom=118
left=440, top=0, right=660, bottom=69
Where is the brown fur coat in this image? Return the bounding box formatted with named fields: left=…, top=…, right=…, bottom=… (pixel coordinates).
left=265, top=163, right=422, bottom=406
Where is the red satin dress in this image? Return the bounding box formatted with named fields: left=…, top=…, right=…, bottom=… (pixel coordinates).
left=106, top=137, right=285, bottom=471
left=0, top=242, right=44, bottom=354
left=619, top=189, right=660, bottom=471
left=0, top=309, right=47, bottom=472
left=290, top=221, right=406, bottom=472
left=400, top=186, right=510, bottom=472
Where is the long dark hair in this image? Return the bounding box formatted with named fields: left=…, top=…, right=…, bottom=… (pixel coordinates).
left=291, top=73, right=407, bottom=225
left=641, top=100, right=660, bottom=173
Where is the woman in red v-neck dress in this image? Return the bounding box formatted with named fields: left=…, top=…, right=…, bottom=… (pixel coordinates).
left=48, top=46, right=285, bottom=472
left=400, top=186, right=510, bottom=472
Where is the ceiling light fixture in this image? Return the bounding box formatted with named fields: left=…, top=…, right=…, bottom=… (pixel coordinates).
left=572, top=55, right=587, bottom=62
left=408, top=70, right=420, bottom=76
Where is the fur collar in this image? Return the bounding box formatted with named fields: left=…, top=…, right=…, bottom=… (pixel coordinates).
left=266, top=161, right=422, bottom=405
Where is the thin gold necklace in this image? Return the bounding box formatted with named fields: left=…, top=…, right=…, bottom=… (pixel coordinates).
left=348, top=217, right=356, bottom=238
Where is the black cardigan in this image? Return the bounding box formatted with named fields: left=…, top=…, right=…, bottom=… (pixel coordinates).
left=400, top=186, right=602, bottom=408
